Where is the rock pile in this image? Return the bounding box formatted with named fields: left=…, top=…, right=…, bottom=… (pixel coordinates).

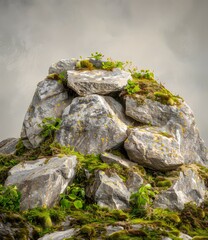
left=0, top=56, right=207, bottom=240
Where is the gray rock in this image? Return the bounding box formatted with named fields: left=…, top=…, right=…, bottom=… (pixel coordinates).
left=101, top=152, right=137, bottom=168
left=67, top=68, right=131, bottom=96
left=179, top=233, right=192, bottom=240
left=0, top=212, right=36, bottom=240
left=5, top=155, right=77, bottom=210
left=86, top=170, right=130, bottom=210
left=103, top=96, right=135, bottom=126
left=125, top=97, right=208, bottom=166
left=154, top=168, right=206, bottom=210
left=56, top=94, right=128, bottom=154
left=106, top=225, right=124, bottom=236
left=0, top=138, right=19, bottom=154
left=49, top=59, right=77, bottom=74
left=126, top=171, right=143, bottom=193
left=38, top=228, right=77, bottom=240
left=21, top=79, right=71, bottom=148
left=124, top=127, right=184, bottom=171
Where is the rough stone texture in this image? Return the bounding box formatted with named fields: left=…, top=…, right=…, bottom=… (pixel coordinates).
left=86, top=170, right=130, bottom=210
left=103, top=96, right=135, bottom=126
left=5, top=155, right=77, bottom=210
left=67, top=68, right=131, bottom=96
left=125, top=97, right=208, bottom=166
left=0, top=138, right=19, bottom=154
left=106, top=226, right=124, bottom=236
left=49, top=59, right=77, bottom=74
left=0, top=212, right=37, bottom=240
left=21, top=79, right=71, bottom=148
left=56, top=94, right=128, bottom=154
left=101, top=152, right=137, bottom=168
left=124, top=127, right=184, bottom=171
left=154, top=168, right=206, bottom=210
left=38, top=228, right=77, bottom=240
left=126, top=171, right=144, bottom=193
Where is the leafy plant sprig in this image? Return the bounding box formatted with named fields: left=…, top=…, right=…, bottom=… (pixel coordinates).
left=39, top=117, right=62, bottom=139
left=60, top=184, right=85, bottom=210
left=0, top=184, right=21, bottom=211
left=90, top=52, right=104, bottom=61
left=130, top=184, right=155, bottom=217
left=125, top=79, right=140, bottom=95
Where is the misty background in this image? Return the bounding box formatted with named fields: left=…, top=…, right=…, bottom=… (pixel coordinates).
left=0, top=0, right=207, bottom=145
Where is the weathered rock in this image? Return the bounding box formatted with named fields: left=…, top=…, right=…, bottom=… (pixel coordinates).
left=86, top=170, right=130, bottom=210
left=21, top=79, right=71, bottom=148
left=38, top=228, right=77, bottom=240
left=0, top=138, right=19, bottom=154
left=67, top=68, right=131, bottom=96
left=101, top=152, right=137, bottom=168
left=106, top=225, right=124, bottom=236
left=49, top=59, right=77, bottom=74
left=56, top=94, right=128, bottom=154
left=179, top=233, right=193, bottom=240
left=125, top=97, right=208, bottom=166
left=5, top=155, right=77, bottom=210
left=154, top=168, right=206, bottom=210
left=124, top=127, right=184, bottom=171
left=103, top=96, right=135, bottom=126
left=0, top=211, right=37, bottom=240
left=126, top=171, right=143, bottom=193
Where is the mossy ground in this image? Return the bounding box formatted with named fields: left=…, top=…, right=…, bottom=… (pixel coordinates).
left=0, top=139, right=207, bottom=239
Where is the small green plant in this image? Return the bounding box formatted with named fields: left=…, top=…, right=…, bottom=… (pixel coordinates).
left=132, top=69, right=154, bottom=80
left=47, top=71, right=67, bottom=85
left=60, top=184, right=85, bottom=210
left=102, top=59, right=124, bottom=71
left=0, top=184, right=21, bottom=211
left=90, top=52, right=104, bottom=61
left=125, top=79, right=140, bottom=95
left=130, top=184, right=155, bottom=217
left=39, top=117, right=62, bottom=139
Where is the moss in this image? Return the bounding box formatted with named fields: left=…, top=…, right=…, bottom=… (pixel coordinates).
left=123, top=77, right=182, bottom=106
left=15, top=139, right=27, bottom=156
left=156, top=180, right=172, bottom=188
left=0, top=154, right=20, bottom=184
left=76, top=59, right=95, bottom=70
left=80, top=225, right=96, bottom=237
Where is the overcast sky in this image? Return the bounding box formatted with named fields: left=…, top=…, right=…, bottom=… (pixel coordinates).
left=0, top=0, right=207, bottom=145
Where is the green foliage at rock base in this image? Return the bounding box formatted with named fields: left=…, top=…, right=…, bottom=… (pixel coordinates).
left=39, top=117, right=62, bottom=139
left=0, top=184, right=21, bottom=211
left=125, top=79, right=140, bottom=95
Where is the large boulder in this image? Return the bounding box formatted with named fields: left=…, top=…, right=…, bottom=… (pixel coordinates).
left=0, top=138, right=19, bottom=154
left=55, top=94, right=128, bottom=154
left=124, top=127, right=184, bottom=171
left=49, top=59, right=77, bottom=74
left=67, top=68, right=131, bottom=96
left=154, top=168, right=207, bottom=210
left=21, top=79, right=71, bottom=149
left=5, top=155, right=77, bottom=210
left=86, top=170, right=130, bottom=210
left=125, top=97, right=208, bottom=166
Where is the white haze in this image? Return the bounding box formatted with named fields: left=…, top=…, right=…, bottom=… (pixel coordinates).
left=0, top=0, right=207, bottom=145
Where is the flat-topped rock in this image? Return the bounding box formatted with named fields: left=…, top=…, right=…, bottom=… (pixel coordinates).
left=67, top=68, right=131, bottom=96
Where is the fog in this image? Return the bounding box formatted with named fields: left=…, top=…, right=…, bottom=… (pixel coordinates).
left=0, top=0, right=207, bottom=145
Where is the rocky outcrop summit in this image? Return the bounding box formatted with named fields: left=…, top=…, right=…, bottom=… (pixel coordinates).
left=0, top=54, right=207, bottom=240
